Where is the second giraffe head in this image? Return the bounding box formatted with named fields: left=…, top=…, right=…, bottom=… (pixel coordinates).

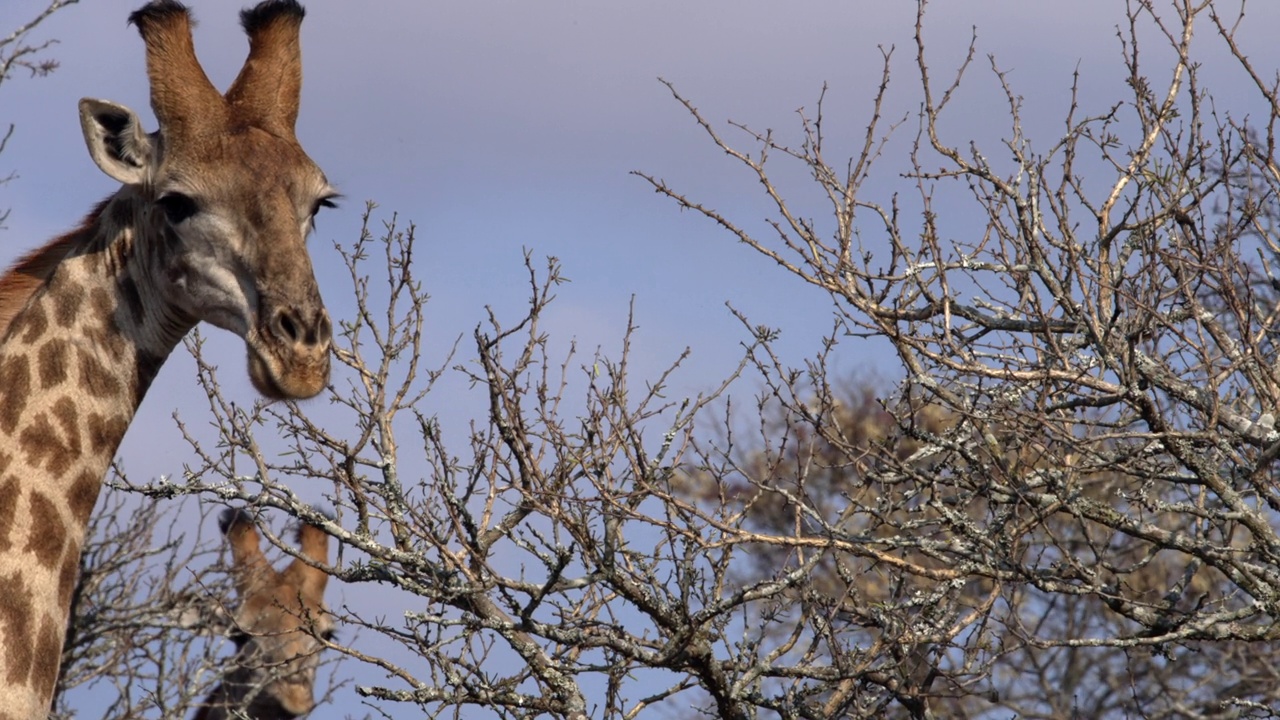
left=203, top=507, right=334, bottom=719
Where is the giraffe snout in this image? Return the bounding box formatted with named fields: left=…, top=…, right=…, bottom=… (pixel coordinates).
left=270, top=306, right=331, bottom=350
left=246, top=303, right=331, bottom=400
left=271, top=686, right=316, bottom=719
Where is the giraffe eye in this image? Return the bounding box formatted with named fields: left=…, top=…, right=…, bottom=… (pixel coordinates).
left=156, top=192, right=199, bottom=224
left=311, top=196, right=338, bottom=217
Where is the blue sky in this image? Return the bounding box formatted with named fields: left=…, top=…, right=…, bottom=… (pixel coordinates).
left=6, top=0, right=1280, bottom=716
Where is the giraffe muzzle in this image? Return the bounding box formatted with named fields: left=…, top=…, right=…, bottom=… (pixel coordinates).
left=246, top=305, right=332, bottom=400
left=270, top=306, right=331, bottom=350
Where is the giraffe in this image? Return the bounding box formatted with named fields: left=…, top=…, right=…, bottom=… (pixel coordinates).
left=194, top=508, right=333, bottom=720
left=0, top=1, right=335, bottom=716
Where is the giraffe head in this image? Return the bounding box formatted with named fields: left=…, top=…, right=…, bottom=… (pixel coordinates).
left=78, top=0, right=333, bottom=399
left=206, top=508, right=334, bottom=719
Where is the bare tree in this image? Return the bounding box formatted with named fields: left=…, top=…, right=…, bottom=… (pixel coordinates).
left=0, top=3, right=343, bottom=718
left=0, top=0, right=80, bottom=228
left=0, top=4, right=228, bottom=716
left=67, top=0, right=1280, bottom=718
left=53, top=486, right=345, bottom=719
left=52, top=488, right=227, bottom=719
left=634, top=0, right=1280, bottom=717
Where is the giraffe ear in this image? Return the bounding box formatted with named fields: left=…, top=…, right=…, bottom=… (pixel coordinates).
left=79, top=98, right=156, bottom=185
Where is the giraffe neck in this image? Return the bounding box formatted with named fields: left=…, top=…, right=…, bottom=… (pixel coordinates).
left=0, top=194, right=194, bottom=717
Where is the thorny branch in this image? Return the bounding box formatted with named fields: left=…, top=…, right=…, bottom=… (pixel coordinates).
left=0, top=0, right=80, bottom=228
left=73, top=1, right=1280, bottom=718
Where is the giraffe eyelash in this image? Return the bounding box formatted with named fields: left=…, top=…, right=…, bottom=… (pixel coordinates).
left=311, top=196, right=339, bottom=217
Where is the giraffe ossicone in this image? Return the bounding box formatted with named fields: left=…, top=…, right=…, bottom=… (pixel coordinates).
left=0, top=1, right=333, bottom=716
left=194, top=508, right=333, bottom=720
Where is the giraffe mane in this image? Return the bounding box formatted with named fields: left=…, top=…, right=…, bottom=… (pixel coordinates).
left=0, top=198, right=107, bottom=339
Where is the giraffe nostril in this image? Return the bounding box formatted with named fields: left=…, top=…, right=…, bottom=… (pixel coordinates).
left=271, top=308, right=329, bottom=349
left=314, top=311, right=332, bottom=346
left=277, top=312, right=299, bottom=343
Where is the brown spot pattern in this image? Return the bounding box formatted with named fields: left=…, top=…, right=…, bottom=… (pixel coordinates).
left=36, top=339, right=69, bottom=389
left=84, top=323, right=128, bottom=359
left=24, top=493, right=66, bottom=569
left=0, top=219, right=86, bottom=343
left=0, top=354, right=31, bottom=434
left=0, top=476, right=18, bottom=552
left=52, top=281, right=84, bottom=328
left=66, top=470, right=99, bottom=526
left=32, top=615, right=60, bottom=699
left=78, top=348, right=121, bottom=399
left=19, top=413, right=75, bottom=477
left=57, top=542, right=81, bottom=611
left=0, top=572, right=34, bottom=684
left=85, top=413, right=128, bottom=455
left=90, top=287, right=113, bottom=322
left=15, top=304, right=47, bottom=345
left=51, top=397, right=80, bottom=452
